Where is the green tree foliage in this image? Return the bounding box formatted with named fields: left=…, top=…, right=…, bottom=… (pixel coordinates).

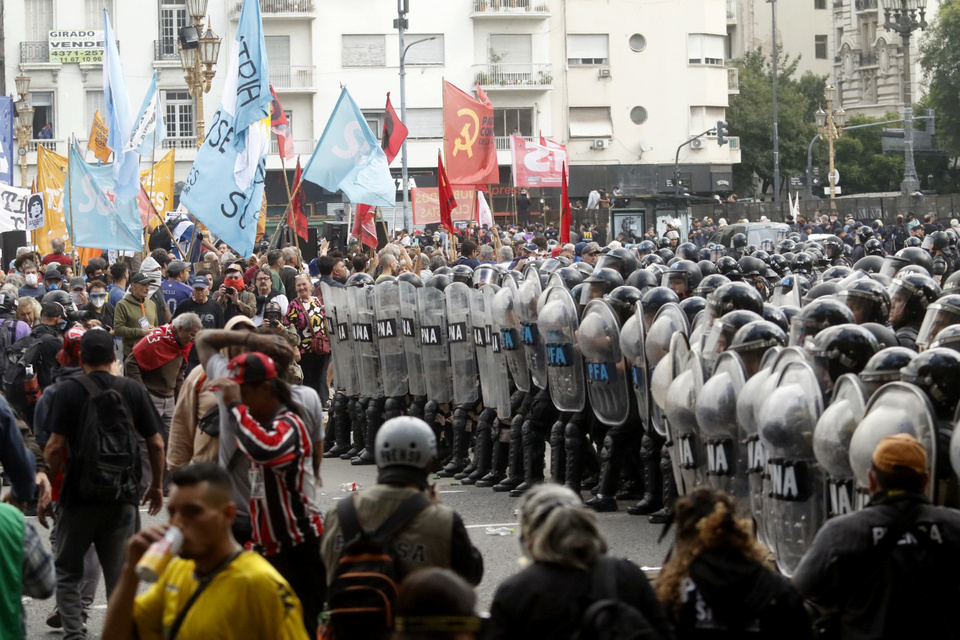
left=813, top=113, right=905, bottom=194
left=920, top=2, right=960, bottom=189
left=727, top=49, right=824, bottom=198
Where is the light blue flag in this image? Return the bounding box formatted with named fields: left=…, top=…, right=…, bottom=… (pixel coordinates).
left=127, top=71, right=167, bottom=155
left=302, top=88, right=397, bottom=208
left=179, top=0, right=271, bottom=258
left=0, top=97, right=13, bottom=186
left=102, top=9, right=138, bottom=201
left=64, top=145, right=144, bottom=252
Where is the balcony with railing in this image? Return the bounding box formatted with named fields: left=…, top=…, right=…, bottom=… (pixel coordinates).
left=859, top=52, right=878, bottom=67
left=494, top=135, right=533, bottom=151
left=21, top=42, right=50, bottom=64
left=271, top=66, right=316, bottom=91
left=855, top=0, right=878, bottom=12
left=154, top=39, right=180, bottom=62
left=269, top=139, right=315, bottom=156
left=163, top=137, right=198, bottom=149
left=471, top=0, right=549, bottom=17
left=474, top=63, right=552, bottom=90
left=726, top=0, right=737, bottom=22
left=727, top=66, right=739, bottom=94
left=24, top=139, right=62, bottom=153
left=229, top=0, right=315, bottom=19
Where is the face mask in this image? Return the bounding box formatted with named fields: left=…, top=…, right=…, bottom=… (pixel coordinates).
left=47, top=282, right=59, bottom=291
left=91, top=295, right=106, bottom=309
left=25, top=274, right=38, bottom=286
left=224, top=277, right=245, bottom=291
left=70, top=292, right=84, bottom=306
left=58, top=319, right=68, bottom=331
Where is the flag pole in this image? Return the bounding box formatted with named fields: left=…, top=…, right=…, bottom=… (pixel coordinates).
left=66, top=137, right=77, bottom=275
left=278, top=154, right=301, bottom=259
left=143, top=131, right=159, bottom=262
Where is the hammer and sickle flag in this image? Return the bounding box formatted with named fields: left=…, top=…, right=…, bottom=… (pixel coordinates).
left=443, top=81, right=498, bottom=185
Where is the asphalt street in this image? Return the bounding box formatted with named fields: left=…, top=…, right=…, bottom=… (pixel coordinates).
left=23, top=452, right=672, bottom=638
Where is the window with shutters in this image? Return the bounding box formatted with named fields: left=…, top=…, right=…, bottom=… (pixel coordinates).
left=163, top=91, right=195, bottom=140
left=342, top=35, right=386, bottom=67
left=568, top=107, right=613, bottom=138
left=567, top=34, right=609, bottom=66
left=493, top=108, right=533, bottom=137
left=405, top=108, right=442, bottom=139
left=489, top=34, right=532, bottom=65
left=29, top=92, right=55, bottom=138
left=363, top=111, right=384, bottom=140
left=815, top=35, right=828, bottom=59
left=25, top=0, right=54, bottom=41
left=265, top=35, right=291, bottom=67
left=86, top=91, right=105, bottom=131
left=688, top=34, right=725, bottom=66
left=159, top=0, right=187, bottom=58
left=85, top=0, right=114, bottom=29
left=405, top=34, right=444, bottom=65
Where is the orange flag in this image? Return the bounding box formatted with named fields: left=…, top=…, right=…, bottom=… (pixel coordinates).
left=87, top=111, right=111, bottom=163
left=442, top=81, right=498, bottom=185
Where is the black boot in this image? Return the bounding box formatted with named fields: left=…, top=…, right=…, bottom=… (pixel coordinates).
left=476, top=437, right=508, bottom=488
left=408, top=396, right=426, bottom=420
left=549, top=417, right=566, bottom=485
left=629, top=434, right=663, bottom=516
left=352, top=397, right=383, bottom=465
left=325, top=394, right=351, bottom=458
left=510, top=420, right=545, bottom=497
left=439, top=405, right=470, bottom=477
left=460, top=408, right=493, bottom=482
left=493, top=412, right=524, bottom=492
left=563, top=416, right=585, bottom=494
left=649, top=447, right=676, bottom=524
left=342, top=398, right=365, bottom=459
left=585, top=434, right=618, bottom=512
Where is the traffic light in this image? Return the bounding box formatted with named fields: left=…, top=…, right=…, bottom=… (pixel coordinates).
left=716, top=120, right=729, bottom=146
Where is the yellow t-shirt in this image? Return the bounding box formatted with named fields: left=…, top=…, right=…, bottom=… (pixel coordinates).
left=133, top=551, right=309, bottom=640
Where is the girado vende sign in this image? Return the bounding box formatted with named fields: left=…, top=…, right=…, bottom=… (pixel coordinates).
left=48, top=30, right=105, bottom=64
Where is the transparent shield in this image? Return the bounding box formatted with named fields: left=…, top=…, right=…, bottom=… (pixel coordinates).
left=620, top=302, right=650, bottom=431
left=492, top=286, right=530, bottom=393
left=398, top=280, right=426, bottom=397
left=374, top=279, right=409, bottom=398
left=814, top=374, right=868, bottom=518
left=470, top=287, right=494, bottom=409
left=579, top=299, right=630, bottom=426
left=481, top=285, right=513, bottom=419
left=666, top=355, right=707, bottom=494
left=645, top=303, right=690, bottom=368
left=445, top=283, right=479, bottom=405
left=417, top=286, right=454, bottom=404
left=321, top=283, right=359, bottom=397
left=347, top=286, right=384, bottom=398
left=771, top=275, right=802, bottom=308
left=698, top=351, right=749, bottom=514
left=850, top=382, right=937, bottom=501
left=539, top=287, right=586, bottom=412
left=516, top=274, right=548, bottom=389
left=917, top=304, right=960, bottom=350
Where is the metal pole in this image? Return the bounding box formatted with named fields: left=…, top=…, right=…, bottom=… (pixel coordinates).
left=398, top=2, right=411, bottom=231
left=806, top=133, right=820, bottom=201
left=769, top=0, right=780, bottom=202
left=900, top=30, right=919, bottom=195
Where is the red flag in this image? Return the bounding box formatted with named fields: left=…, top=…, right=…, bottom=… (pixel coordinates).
left=437, top=152, right=457, bottom=235
left=290, top=158, right=309, bottom=241
left=443, top=81, right=498, bottom=185
left=381, top=92, right=408, bottom=164
left=270, top=86, right=295, bottom=161
left=560, top=162, right=571, bottom=244
left=352, top=204, right=378, bottom=250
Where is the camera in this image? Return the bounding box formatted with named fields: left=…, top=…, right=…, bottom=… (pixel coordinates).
left=225, top=286, right=236, bottom=295
left=67, top=309, right=94, bottom=323
left=259, top=240, right=270, bottom=253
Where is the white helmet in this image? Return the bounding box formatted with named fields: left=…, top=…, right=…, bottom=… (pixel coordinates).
left=375, top=417, right=437, bottom=471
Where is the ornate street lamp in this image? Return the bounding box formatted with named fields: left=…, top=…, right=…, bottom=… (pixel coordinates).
left=178, top=1, right=221, bottom=145
left=13, top=74, right=34, bottom=188
left=881, top=0, right=927, bottom=195
left=816, top=85, right=845, bottom=210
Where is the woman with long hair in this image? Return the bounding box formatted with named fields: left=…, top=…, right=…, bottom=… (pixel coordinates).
left=487, top=484, right=674, bottom=640
left=656, top=487, right=812, bottom=639
left=286, top=273, right=328, bottom=403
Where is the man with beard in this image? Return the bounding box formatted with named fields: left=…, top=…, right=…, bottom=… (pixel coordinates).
left=251, top=267, right=289, bottom=327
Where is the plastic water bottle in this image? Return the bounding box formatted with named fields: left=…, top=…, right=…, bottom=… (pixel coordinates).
left=135, top=527, right=184, bottom=583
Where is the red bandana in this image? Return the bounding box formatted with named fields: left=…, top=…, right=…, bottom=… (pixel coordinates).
left=132, top=324, right=192, bottom=371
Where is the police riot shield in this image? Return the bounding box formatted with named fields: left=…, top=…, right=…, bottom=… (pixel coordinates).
left=619, top=302, right=650, bottom=432
left=578, top=299, right=630, bottom=426
left=771, top=274, right=803, bottom=308
left=814, top=374, right=869, bottom=519
left=696, top=351, right=750, bottom=515
left=492, top=284, right=530, bottom=393
left=347, top=285, right=383, bottom=399
left=666, top=353, right=707, bottom=495
left=445, top=283, right=479, bottom=405
left=758, top=361, right=825, bottom=576
left=538, top=287, right=585, bottom=412
left=417, top=286, right=454, bottom=404
left=374, top=279, right=409, bottom=398
left=737, top=357, right=775, bottom=548
left=850, top=382, right=937, bottom=501
left=516, top=274, right=548, bottom=390
left=645, top=303, right=690, bottom=369
left=398, top=280, right=426, bottom=398
left=477, top=285, right=512, bottom=419
left=651, top=332, right=690, bottom=438
left=320, top=282, right=359, bottom=398
left=689, top=310, right=709, bottom=354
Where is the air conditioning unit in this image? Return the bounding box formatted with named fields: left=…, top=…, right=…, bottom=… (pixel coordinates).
left=690, top=137, right=704, bottom=149
left=591, top=138, right=609, bottom=150
left=598, top=68, right=611, bottom=78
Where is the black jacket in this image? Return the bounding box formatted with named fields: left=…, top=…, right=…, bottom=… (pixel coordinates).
left=794, top=492, right=960, bottom=640
left=669, top=550, right=812, bottom=640
left=486, top=557, right=674, bottom=640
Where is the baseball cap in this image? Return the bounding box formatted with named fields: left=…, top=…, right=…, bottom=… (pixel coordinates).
left=44, top=268, right=62, bottom=281
left=129, top=272, right=152, bottom=285
left=191, top=275, right=211, bottom=289
left=872, top=433, right=927, bottom=476
left=58, top=324, right=87, bottom=366
left=227, top=352, right=278, bottom=384
left=225, top=315, right=256, bottom=332
left=79, top=328, right=116, bottom=364
left=523, top=243, right=538, bottom=253
left=69, top=277, right=86, bottom=291
left=167, top=260, right=188, bottom=276
left=582, top=242, right=601, bottom=255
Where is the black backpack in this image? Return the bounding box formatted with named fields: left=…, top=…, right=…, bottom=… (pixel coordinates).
left=67, top=375, right=141, bottom=505
left=0, top=317, right=22, bottom=379
left=574, top=557, right=658, bottom=640
left=2, top=332, right=51, bottom=418
left=325, top=492, right=432, bottom=639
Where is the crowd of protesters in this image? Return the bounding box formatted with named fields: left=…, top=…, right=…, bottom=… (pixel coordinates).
left=1, top=209, right=959, bottom=640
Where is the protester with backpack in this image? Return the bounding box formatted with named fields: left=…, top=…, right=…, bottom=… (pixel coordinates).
left=656, top=487, right=811, bottom=640
left=42, top=329, right=166, bottom=640
left=3, top=299, right=69, bottom=425
left=0, top=291, right=32, bottom=349
left=321, top=417, right=484, bottom=640
left=487, top=484, right=673, bottom=640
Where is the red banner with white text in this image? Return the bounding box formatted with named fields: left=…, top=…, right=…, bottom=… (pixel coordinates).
left=510, top=135, right=569, bottom=188
left=411, top=187, right=477, bottom=226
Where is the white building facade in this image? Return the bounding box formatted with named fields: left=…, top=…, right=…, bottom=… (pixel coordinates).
left=2, top=0, right=740, bottom=227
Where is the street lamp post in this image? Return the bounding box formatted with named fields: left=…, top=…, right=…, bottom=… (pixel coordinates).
left=768, top=0, right=780, bottom=203
left=178, top=0, right=221, bottom=146
left=815, top=84, right=846, bottom=210
left=882, top=0, right=926, bottom=196
left=13, top=75, right=35, bottom=189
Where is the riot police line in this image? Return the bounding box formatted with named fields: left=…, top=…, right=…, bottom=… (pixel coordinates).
left=320, top=227, right=960, bottom=576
